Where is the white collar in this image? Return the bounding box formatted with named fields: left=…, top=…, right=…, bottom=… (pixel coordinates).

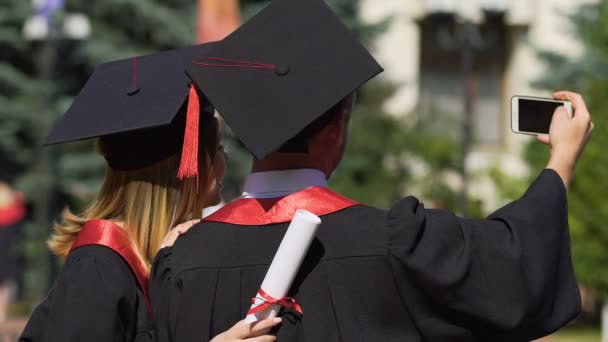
left=202, top=203, right=224, bottom=218
left=242, top=169, right=328, bottom=199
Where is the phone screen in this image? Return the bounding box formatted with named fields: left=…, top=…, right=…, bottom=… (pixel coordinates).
left=519, top=99, right=564, bottom=134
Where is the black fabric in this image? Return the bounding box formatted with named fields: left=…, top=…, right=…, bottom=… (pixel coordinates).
left=0, top=223, right=20, bottom=282
left=44, top=43, right=217, bottom=170
left=186, top=0, right=383, bottom=159
left=20, top=245, right=153, bottom=342
left=100, top=105, right=187, bottom=170
left=100, top=106, right=215, bottom=171
left=151, top=169, right=580, bottom=342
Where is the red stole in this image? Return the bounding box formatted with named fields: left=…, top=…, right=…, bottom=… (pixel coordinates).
left=205, top=186, right=360, bottom=225
left=70, top=219, right=151, bottom=316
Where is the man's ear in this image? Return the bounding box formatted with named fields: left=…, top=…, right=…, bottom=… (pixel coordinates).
left=324, top=111, right=347, bottom=143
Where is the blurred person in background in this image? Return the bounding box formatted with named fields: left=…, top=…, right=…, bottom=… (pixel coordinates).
left=0, top=182, right=26, bottom=323
left=19, top=45, right=280, bottom=342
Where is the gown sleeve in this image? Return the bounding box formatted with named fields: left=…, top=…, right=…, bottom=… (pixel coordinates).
left=388, top=169, right=581, bottom=341
left=20, top=245, right=138, bottom=342
left=150, top=247, right=174, bottom=342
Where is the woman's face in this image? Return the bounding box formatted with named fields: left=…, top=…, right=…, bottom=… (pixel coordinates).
left=201, top=123, right=227, bottom=207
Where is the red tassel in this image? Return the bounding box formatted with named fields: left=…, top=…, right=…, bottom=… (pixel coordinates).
left=177, top=83, right=200, bottom=184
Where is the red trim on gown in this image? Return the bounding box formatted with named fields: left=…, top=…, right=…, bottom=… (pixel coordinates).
left=204, top=186, right=360, bottom=225
left=70, top=219, right=151, bottom=316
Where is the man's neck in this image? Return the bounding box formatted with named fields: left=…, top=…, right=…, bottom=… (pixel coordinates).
left=242, top=168, right=328, bottom=199
left=251, top=153, right=329, bottom=177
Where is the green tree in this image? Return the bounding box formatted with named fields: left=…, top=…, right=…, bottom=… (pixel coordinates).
left=533, top=1, right=608, bottom=297
left=330, top=83, right=467, bottom=209
left=492, top=1, right=608, bottom=298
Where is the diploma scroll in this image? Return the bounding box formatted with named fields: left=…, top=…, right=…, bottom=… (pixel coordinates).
left=244, top=209, right=322, bottom=324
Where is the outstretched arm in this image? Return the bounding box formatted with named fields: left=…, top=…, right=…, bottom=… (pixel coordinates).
left=388, top=91, right=592, bottom=340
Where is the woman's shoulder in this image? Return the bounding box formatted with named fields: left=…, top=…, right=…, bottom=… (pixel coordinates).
left=63, top=244, right=139, bottom=293
left=67, top=243, right=129, bottom=266
left=20, top=247, right=147, bottom=341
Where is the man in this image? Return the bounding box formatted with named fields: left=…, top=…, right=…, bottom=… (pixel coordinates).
left=151, top=0, right=591, bottom=340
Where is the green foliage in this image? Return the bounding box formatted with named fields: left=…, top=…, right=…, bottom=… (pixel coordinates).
left=330, top=86, right=412, bottom=207
left=331, top=83, right=463, bottom=209
left=488, top=166, right=530, bottom=203
left=220, top=127, right=253, bottom=200
left=532, top=1, right=608, bottom=297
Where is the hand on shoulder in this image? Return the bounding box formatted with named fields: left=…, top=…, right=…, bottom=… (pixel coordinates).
left=159, top=219, right=200, bottom=250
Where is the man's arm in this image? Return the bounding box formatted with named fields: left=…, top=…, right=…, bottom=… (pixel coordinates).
left=387, top=91, right=592, bottom=340
left=539, top=91, right=594, bottom=189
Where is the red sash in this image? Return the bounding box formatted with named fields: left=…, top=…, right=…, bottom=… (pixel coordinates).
left=0, top=193, right=26, bottom=227
left=70, top=219, right=151, bottom=316
left=205, top=186, right=359, bottom=225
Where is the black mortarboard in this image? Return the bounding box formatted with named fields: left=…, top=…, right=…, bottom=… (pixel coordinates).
left=45, top=43, right=217, bottom=178
left=186, top=0, right=383, bottom=159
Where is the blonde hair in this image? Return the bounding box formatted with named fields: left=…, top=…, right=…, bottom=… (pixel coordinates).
left=48, top=117, right=220, bottom=270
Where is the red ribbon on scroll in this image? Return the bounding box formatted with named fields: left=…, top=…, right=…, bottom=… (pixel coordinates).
left=247, top=288, right=303, bottom=316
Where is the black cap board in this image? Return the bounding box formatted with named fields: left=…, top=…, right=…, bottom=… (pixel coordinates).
left=186, top=0, right=384, bottom=160
left=45, top=43, right=217, bottom=171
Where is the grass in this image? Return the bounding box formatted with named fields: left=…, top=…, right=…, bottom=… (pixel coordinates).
left=553, top=327, right=600, bottom=342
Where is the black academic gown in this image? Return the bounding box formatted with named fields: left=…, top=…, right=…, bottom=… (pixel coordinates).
left=20, top=221, right=153, bottom=342
left=151, top=169, right=580, bottom=342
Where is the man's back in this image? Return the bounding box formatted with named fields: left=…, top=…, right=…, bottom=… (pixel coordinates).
left=156, top=202, right=424, bottom=341
left=151, top=170, right=580, bottom=342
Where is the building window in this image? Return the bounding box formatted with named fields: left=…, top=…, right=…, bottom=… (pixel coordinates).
left=417, top=14, right=508, bottom=147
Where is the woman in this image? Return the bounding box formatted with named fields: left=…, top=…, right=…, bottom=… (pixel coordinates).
left=20, top=48, right=280, bottom=342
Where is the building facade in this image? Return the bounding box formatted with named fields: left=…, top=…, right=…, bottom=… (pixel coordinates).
left=362, top=0, right=596, bottom=211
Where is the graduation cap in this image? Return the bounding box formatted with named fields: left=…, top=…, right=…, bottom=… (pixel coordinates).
left=45, top=43, right=218, bottom=179
left=186, top=0, right=383, bottom=160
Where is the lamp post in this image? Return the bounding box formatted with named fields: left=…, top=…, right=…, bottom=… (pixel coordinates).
left=422, top=10, right=480, bottom=217
left=459, top=21, right=477, bottom=218
left=22, top=0, right=91, bottom=293
left=423, top=1, right=506, bottom=217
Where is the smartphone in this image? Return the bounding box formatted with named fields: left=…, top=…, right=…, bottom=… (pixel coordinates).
left=511, top=96, right=573, bottom=135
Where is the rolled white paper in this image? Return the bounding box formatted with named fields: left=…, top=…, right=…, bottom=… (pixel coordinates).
left=244, top=209, right=322, bottom=324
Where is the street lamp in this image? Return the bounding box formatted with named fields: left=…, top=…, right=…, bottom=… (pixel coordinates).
left=422, top=0, right=507, bottom=217
left=23, top=11, right=91, bottom=41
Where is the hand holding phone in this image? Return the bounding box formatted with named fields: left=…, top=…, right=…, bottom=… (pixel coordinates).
left=511, top=96, right=573, bottom=135
left=517, top=91, right=594, bottom=189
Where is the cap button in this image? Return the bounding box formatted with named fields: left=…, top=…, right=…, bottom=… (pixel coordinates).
left=127, top=86, right=141, bottom=96
left=275, top=64, right=290, bottom=76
